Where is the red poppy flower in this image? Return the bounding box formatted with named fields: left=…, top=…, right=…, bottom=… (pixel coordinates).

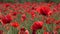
left=25, top=30, right=29, bottom=34
left=0, top=30, right=3, bottom=34
left=3, top=3, right=10, bottom=8
left=21, top=14, right=26, bottom=22
left=10, top=22, right=19, bottom=28
left=30, top=11, right=36, bottom=20
left=54, top=20, right=60, bottom=24
left=43, top=32, right=49, bottom=34
left=12, top=11, right=18, bottom=16
left=36, top=6, right=52, bottom=16
left=54, top=25, right=60, bottom=31
left=53, top=31, right=58, bottom=34
left=18, top=27, right=29, bottom=34
left=31, top=21, right=43, bottom=31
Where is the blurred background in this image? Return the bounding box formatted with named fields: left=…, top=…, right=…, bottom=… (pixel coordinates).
left=0, top=0, right=60, bottom=3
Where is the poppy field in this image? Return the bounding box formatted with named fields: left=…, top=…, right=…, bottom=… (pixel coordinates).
left=0, top=2, right=60, bottom=34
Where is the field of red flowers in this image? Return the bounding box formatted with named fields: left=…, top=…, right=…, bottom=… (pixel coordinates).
left=0, top=2, right=60, bottom=34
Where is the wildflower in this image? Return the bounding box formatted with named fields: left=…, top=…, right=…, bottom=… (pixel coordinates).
left=10, top=22, right=19, bottom=28
left=36, top=6, right=52, bottom=16
left=31, top=21, right=43, bottom=31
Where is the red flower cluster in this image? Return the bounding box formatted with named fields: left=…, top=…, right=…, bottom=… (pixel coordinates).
left=1, top=14, right=12, bottom=25
left=0, top=2, right=60, bottom=34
